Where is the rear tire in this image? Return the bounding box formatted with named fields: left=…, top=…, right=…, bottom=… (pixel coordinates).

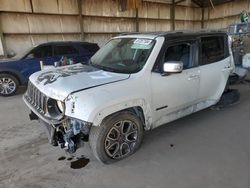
left=211, top=89, right=240, bottom=110
left=89, top=111, right=144, bottom=164
left=0, top=74, right=19, bottom=96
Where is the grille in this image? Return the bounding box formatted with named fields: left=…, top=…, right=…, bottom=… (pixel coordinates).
left=25, top=82, right=47, bottom=114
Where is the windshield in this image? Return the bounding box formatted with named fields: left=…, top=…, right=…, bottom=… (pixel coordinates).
left=18, top=47, right=34, bottom=59
left=90, top=38, right=155, bottom=74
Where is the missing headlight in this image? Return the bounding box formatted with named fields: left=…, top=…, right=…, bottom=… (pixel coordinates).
left=47, top=98, right=65, bottom=119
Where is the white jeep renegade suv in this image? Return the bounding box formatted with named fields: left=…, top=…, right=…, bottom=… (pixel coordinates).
left=23, top=31, right=234, bottom=163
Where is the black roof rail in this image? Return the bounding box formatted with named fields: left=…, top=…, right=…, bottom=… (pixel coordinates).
left=119, top=32, right=141, bottom=36
left=117, top=30, right=227, bottom=38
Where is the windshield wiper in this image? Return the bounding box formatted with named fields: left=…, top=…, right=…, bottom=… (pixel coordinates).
left=81, top=59, right=91, bottom=65
left=88, top=63, right=120, bottom=73
left=87, top=60, right=131, bottom=74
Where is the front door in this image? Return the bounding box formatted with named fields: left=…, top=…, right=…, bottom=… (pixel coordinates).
left=21, top=45, right=55, bottom=79
left=151, top=40, right=200, bottom=128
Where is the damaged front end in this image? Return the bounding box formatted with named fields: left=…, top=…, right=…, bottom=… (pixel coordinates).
left=23, top=81, right=92, bottom=154
left=35, top=112, right=91, bottom=154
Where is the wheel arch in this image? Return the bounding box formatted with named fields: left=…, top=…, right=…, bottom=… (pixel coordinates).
left=91, top=99, right=152, bottom=130
left=0, top=71, right=22, bottom=85
left=103, top=106, right=145, bottom=127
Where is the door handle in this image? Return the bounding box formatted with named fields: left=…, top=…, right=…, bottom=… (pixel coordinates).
left=224, top=63, right=232, bottom=69
left=223, top=65, right=233, bottom=72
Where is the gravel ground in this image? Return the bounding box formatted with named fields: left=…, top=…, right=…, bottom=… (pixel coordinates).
left=0, top=83, right=250, bottom=188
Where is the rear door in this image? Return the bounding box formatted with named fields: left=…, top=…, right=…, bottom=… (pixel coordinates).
left=198, top=35, right=232, bottom=101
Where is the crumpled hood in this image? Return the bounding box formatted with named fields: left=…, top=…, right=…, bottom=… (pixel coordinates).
left=29, top=63, right=130, bottom=101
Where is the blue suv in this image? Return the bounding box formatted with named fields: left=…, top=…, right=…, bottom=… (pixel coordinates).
left=0, top=41, right=99, bottom=96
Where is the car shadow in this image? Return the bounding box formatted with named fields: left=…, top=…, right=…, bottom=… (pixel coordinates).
left=16, top=86, right=27, bottom=96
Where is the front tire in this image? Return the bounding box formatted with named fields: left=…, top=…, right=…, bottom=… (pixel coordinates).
left=0, top=74, right=19, bottom=96
left=89, top=111, right=144, bottom=164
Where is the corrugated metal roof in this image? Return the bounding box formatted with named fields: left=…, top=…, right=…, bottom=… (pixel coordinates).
left=144, top=0, right=235, bottom=7
left=191, top=0, right=235, bottom=7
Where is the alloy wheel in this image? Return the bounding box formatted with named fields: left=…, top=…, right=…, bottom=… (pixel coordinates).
left=104, top=120, right=138, bottom=159
left=0, top=77, right=16, bottom=95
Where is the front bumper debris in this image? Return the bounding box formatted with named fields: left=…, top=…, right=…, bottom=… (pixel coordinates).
left=23, top=81, right=92, bottom=154
left=39, top=117, right=92, bottom=154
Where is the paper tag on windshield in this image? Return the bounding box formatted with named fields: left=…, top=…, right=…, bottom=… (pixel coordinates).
left=131, top=39, right=153, bottom=49
left=133, top=39, right=152, bottom=45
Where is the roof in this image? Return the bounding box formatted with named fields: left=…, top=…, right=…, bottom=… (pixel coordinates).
left=38, top=41, right=97, bottom=46
left=191, top=0, right=234, bottom=7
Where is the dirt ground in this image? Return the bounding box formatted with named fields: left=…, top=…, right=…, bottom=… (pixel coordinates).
left=0, top=83, right=250, bottom=188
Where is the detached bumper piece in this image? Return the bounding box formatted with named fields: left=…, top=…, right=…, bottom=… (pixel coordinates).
left=40, top=117, right=91, bottom=154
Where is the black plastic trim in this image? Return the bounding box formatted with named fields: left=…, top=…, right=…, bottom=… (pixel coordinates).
left=156, top=105, right=168, bottom=111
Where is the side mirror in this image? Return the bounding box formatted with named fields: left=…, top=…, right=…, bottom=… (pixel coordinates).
left=163, top=61, right=183, bottom=74
left=7, top=50, right=16, bottom=58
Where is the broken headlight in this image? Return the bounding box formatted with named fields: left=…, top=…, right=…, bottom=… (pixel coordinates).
left=47, top=98, right=65, bottom=119
left=57, top=100, right=65, bottom=113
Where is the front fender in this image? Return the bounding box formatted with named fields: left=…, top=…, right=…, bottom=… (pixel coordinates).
left=65, top=94, right=152, bottom=130
left=91, top=98, right=152, bottom=129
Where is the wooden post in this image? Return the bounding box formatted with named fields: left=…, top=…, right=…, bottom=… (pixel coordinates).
left=207, top=7, right=210, bottom=27
left=30, top=0, right=34, bottom=13
left=135, top=8, right=139, bottom=32
left=170, top=0, right=175, bottom=31
left=77, top=0, right=84, bottom=41
left=201, top=7, right=204, bottom=29
left=0, top=14, right=7, bottom=57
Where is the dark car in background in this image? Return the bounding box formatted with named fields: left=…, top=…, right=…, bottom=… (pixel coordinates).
left=0, top=41, right=99, bottom=96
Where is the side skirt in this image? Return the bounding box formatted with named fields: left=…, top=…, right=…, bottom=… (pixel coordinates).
left=152, top=99, right=218, bottom=129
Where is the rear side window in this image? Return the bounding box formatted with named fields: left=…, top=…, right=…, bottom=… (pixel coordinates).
left=200, top=36, right=226, bottom=65
left=81, top=44, right=99, bottom=53
left=54, top=45, right=78, bottom=56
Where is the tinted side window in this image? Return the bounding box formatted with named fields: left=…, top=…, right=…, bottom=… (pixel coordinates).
left=164, top=43, right=192, bottom=69
left=201, top=36, right=225, bottom=65
left=54, top=45, right=78, bottom=56
left=33, top=45, right=52, bottom=58
left=153, top=42, right=194, bottom=72
left=81, top=44, right=99, bottom=53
